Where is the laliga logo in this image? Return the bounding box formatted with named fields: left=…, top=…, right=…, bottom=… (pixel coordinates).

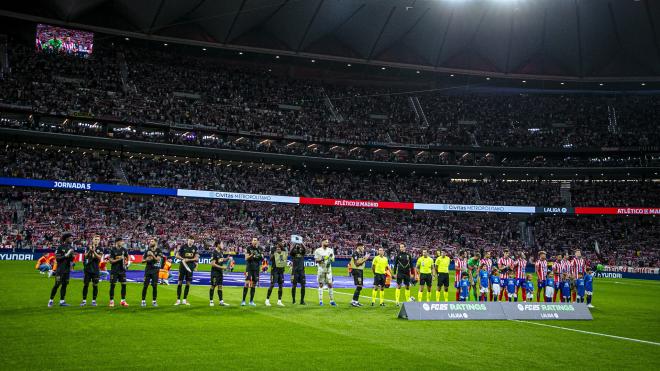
left=422, top=303, right=430, bottom=311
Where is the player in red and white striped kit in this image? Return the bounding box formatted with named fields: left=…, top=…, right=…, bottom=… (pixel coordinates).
left=570, top=250, right=587, bottom=301
left=454, top=250, right=467, bottom=301
left=497, top=250, right=514, bottom=301
left=535, top=251, right=548, bottom=302
left=480, top=251, right=493, bottom=300
left=513, top=252, right=527, bottom=302
left=551, top=254, right=562, bottom=302
left=556, top=255, right=572, bottom=302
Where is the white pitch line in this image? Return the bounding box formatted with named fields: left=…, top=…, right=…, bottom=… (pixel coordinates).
left=511, top=320, right=660, bottom=346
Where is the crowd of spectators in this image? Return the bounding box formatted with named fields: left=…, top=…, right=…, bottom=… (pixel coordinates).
left=3, top=143, right=659, bottom=207
left=0, top=188, right=657, bottom=268
left=1, top=37, right=659, bottom=155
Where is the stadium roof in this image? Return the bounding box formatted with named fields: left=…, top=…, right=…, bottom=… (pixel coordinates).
left=2, top=0, right=660, bottom=81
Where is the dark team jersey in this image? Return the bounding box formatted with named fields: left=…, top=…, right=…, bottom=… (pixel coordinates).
left=109, top=247, right=129, bottom=274
left=178, top=245, right=198, bottom=270
left=83, top=246, right=103, bottom=274
left=290, top=245, right=305, bottom=271
left=211, top=250, right=226, bottom=273
left=271, top=250, right=288, bottom=269
left=55, top=244, right=73, bottom=273
left=143, top=248, right=162, bottom=273
left=393, top=252, right=413, bottom=275
left=350, top=251, right=367, bottom=270
left=246, top=245, right=263, bottom=271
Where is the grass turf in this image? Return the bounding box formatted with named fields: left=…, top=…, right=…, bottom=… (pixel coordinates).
left=0, top=261, right=659, bottom=370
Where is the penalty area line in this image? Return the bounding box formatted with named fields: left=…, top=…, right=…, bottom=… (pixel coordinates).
left=511, top=320, right=660, bottom=346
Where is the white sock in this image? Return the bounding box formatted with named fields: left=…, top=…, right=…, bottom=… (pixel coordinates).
left=329, top=288, right=334, bottom=301
left=318, top=288, right=323, bottom=301
left=60, top=300, right=64, bottom=303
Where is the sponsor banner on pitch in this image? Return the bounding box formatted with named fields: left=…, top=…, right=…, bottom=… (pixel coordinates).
left=501, top=302, right=593, bottom=320
left=398, top=302, right=506, bottom=320
left=398, top=302, right=592, bottom=320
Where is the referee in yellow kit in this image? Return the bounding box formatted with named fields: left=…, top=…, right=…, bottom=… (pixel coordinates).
left=416, top=249, right=434, bottom=302
left=371, top=247, right=389, bottom=307
left=434, top=249, right=451, bottom=302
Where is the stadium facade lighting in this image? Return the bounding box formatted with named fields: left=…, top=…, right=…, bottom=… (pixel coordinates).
left=163, top=43, right=168, bottom=46
left=311, top=59, right=316, bottom=63
left=347, top=63, right=351, bottom=67
left=202, top=48, right=206, bottom=51
left=381, top=67, right=386, bottom=70
left=599, top=83, right=604, bottom=86
left=275, top=55, right=280, bottom=59
left=124, top=37, right=129, bottom=41
left=238, top=51, right=243, bottom=55
left=450, top=74, right=454, bottom=77
left=641, top=83, right=646, bottom=86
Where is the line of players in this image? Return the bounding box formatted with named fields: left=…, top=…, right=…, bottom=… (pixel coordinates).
left=46, top=233, right=594, bottom=309
left=372, top=245, right=595, bottom=308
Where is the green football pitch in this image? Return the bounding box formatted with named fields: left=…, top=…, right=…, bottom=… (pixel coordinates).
left=0, top=261, right=658, bottom=370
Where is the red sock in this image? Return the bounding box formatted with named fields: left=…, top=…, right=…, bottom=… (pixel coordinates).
left=489, top=291, right=493, bottom=301
left=455, top=290, right=460, bottom=301
left=553, top=290, right=558, bottom=302
left=572, top=292, right=576, bottom=302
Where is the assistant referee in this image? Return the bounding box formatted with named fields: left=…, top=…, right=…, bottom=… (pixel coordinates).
left=434, top=249, right=450, bottom=302
left=416, top=249, right=434, bottom=302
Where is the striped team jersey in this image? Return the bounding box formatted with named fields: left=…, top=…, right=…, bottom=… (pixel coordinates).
left=535, top=260, right=548, bottom=280
left=514, top=258, right=527, bottom=279
left=480, top=258, right=492, bottom=272
left=454, top=257, right=467, bottom=281
left=552, top=260, right=562, bottom=280
left=572, top=258, right=586, bottom=276
left=497, top=257, right=514, bottom=278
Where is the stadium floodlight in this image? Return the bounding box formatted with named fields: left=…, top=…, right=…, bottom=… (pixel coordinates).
left=238, top=51, right=243, bottom=55
left=275, top=55, right=280, bottom=59
left=381, top=67, right=386, bottom=70
left=641, top=83, right=646, bottom=86
left=416, top=70, right=420, bottom=74
left=599, top=83, right=604, bottom=86
left=124, top=37, right=129, bottom=41
left=163, top=43, right=168, bottom=46
left=450, top=74, right=454, bottom=77
left=202, top=48, right=206, bottom=51
left=347, top=63, right=351, bottom=66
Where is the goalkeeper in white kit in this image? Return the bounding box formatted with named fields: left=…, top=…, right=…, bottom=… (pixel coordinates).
left=314, top=239, right=336, bottom=306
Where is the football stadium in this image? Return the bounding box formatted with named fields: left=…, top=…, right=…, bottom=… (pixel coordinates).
left=0, top=0, right=659, bottom=369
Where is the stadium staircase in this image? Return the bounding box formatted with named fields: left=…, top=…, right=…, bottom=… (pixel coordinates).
left=321, top=88, right=343, bottom=123
left=0, top=34, right=8, bottom=79
left=111, top=160, right=130, bottom=184
left=607, top=105, right=619, bottom=134
left=408, top=96, right=429, bottom=128
left=116, top=51, right=136, bottom=94
left=560, top=182, right=572, bottom=206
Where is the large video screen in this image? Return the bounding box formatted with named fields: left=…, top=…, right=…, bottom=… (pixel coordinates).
left=35, top=23, right=94, bottom=58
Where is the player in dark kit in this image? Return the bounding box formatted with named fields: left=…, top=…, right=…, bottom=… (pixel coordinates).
left=210, top=241, right=230, bottom=307
left=242, top=237, right=263, bottom=306
left=266, top=242, right=288, bottom=307
left=48, top=232, right=75, bottom=307
left=393, top=243, right=413, bottom=306
left=141, top=239, right=162, bottom=307
left=81, top=234, right=103, bottom=307
left=175, top=237, right=199, bottom=306
left=290, top=240, right=306, bottom=305
left=108, top=237, right=129, bottom=307
left=350, top=243, right=370, bottom=307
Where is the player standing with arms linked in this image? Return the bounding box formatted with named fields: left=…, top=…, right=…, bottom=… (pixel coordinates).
left=314, top=239, right=336, bottom=306
left=210, top=241, right=230, bottom=307
left=434, top=249, right=451, bottom=302
left=141, top=239, right=162, bottom=307
left=175, top=237, right=199, bottom=306
left=497, top=250, right=514, bottom=301
left=266, top=242, right=287, bottom=307
left=535, top=251, right=548, bottom=302
left=81, top=234, right=103, bottom=307
left=393, top=243, right=413, bottom=306
left=416, top=249, right=434, bottom=302
left=48, top=232, right=75, bottom=307
left=371, top=247, right=389, bottom=307
left=453, top=250, right=467, bottom=301
left=350, top=242, right=369, bottom=307
left=242, top=237, right=263, bottom=306
left=513, top=252, right=527, bottom=302
left=290, top=240, right=306, bottom=305
left=108, top=237, right=129, bottom=307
